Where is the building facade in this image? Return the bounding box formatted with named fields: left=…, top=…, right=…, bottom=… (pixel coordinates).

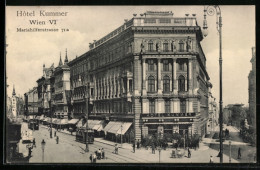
left=36, top=64, right=55, bottom=117
left=248, top=47, right=256, bottom=129
left=207, top=83, right=218, bottom=133
left=68, top=11, right=211, bottom=141
left=24, top=87, right=38, bottom=116
left=53, top=51, right=72, bottom=119
left=10, top=85, right=24, bottom=118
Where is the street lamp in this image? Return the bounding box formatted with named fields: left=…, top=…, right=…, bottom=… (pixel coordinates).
left=84, top=82, right=90, bottom=152
left=41, top=139, right=46, bottom=162
left=202, top=5, right=223, bottom=163
left=121, top=124, right=123, bottom=148
left=229, top=140, right=232, bottom=163
left=49, top=100, right=52, bottom=138
left=158, top=145, right=161, bottom=163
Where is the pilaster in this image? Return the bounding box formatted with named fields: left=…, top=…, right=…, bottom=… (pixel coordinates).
left=173, top=58, right=177, bottom=95
left=157, top=59, right=162, bottom=94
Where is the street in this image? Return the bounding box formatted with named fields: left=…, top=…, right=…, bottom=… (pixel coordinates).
left=18, top=122, right=255, bottom=163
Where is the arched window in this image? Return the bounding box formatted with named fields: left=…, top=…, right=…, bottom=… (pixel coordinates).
left=149, top=100, right=155, bottom=113
left=163, top=76, right=170, bottom=92
left=178, top=75, right=185, bottom=92
left=179, top=40, right=184, bottom=52
left=148, top=76, right=155, bottom=92
left=148, top=41, right=153, bottom=51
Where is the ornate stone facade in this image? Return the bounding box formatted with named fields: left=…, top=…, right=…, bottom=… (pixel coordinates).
left=248, top=47, right=256, bottom=129
left=53, top=51, right=72, bottom=119
left=68, top=11, right=211, bottom=140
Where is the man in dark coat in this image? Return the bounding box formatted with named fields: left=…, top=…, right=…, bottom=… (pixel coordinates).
left=152, top=143, right=155, bottom=154
left=238, top=147, right=241, bottom=159
left=101, top=148, right=105, bottom=159
left=137, top=139, right=140, bottom=149
left=132, top=141, right=135, bottom=153
left=32, top=138, right=36, bottom=148
left=187, top=148, right=191, bottom=158
left=56, top=136, right=59, bottom=144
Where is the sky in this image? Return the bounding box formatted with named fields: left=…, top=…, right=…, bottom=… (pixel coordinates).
left=6, top=6, right=255, bottom=107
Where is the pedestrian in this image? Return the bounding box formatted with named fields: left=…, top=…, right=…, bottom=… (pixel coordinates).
left=54, top=131, right=56, bottom=137
left=175, top=143, right=178, bottom=150
left=114, top=144, right=118, bottom=154
left=238, top=147, right=241, bottom=159
left=97, top=149, right=101, bottom=160
left=56, top=136, right=59, bottom=144
left=152, top=143, right=155, bottom=154
left=137, top=139, right=140, bottom=149
left=188, top=148, right=191, bottom=158
left=210, top=155, right=213, bottom=163
left=28, top=146, right=32, bottom=157
left=101, top=148, right=105, bottom=159
left=32, top=138, right=36, bottom=148
left=89, top=154, right=93, bottom=163
left=93, top=153, right=97, bottom=163
left=132, top=141, right=135, bottom=153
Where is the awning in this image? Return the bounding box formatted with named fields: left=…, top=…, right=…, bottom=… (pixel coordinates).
left=39, top=115, right=45, bottom=120
left=116, top=122, right=132, bottom=135
left=59, top=119, right=68, bottom=125
left=28, top=116, right=34, bottom=120
left=55, top=119, right=61, bottom=124
left=52, top=118, right=58, bottom=124
left=93, top=124, right=101, bottom=130
left=108, top=122, right=123, bottom=134
left=76, top=119, right=84, bottom=128
left=43, top=117, right=50, bottom=122
left=47, top=118, right=53, bottom=123
left=103, top=121, right=117, bottom=132
left=97, top=125, right=104, bottom=132
left=68, top=119, right=79, bottom=124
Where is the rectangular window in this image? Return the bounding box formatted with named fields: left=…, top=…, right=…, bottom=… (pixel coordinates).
left=148, top=60, right=154, bottom=71
left=163, top=43, right=169, bottom=52
left=159, top=18, right=171, bottom=23
left=165, top=100, right=170, bottom=113
left=148, top=42, right=153, bottom=51
left=180, top=99, right=186, bottom=113
left=149, top=100, right=155, bottom=113
left=163, top=60, right=169, bottom=71
left=179, top=42, right=184, bottom=52
left=144, top=18, right=156, bottom=23
left=129, top=80, right=133, bottom=92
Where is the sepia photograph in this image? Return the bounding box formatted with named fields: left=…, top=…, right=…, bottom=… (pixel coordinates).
left=5, top=5, right=256, bottom=164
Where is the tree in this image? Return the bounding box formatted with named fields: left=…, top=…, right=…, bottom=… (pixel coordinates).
left=229, top=105, right=246, bottom=128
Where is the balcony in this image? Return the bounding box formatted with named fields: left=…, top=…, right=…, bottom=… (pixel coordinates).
left=142, top=112, right=196, bottom=118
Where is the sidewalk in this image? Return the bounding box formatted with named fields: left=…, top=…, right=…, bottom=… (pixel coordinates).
left=94, top=137, right=132, bottom=150
left=40, top=124, right=132, bottom=149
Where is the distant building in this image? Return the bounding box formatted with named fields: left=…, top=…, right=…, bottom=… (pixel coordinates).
left=207, top=82, right=218, bottom=133
left=53, top=50, right=72, bottom=119
left=36, top=63, right=55, bottom=117
left=248, top=47, right=256, bottom=129
left=24, top=87, right=38, bottom=116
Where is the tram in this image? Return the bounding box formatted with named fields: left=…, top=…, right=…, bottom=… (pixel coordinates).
left=76, top=128, right=94, bottom=144
left=28, top=119, right=39, bottom=130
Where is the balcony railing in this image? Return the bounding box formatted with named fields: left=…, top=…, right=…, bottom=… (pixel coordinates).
left=142, top=112, right=196, bottom=117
